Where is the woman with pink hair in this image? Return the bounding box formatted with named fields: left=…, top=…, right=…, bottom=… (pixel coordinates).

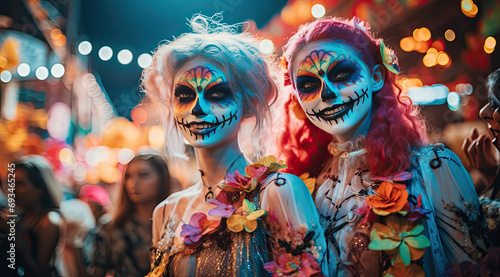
left=277, top=17, right=487, bottom=276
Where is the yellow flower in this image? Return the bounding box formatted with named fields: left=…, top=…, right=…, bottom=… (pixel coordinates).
left=227, top=199, right=267, bottom=232
left=299, top=172, right=315, bottom=194
left=369, top=215, right=430, bottom=266
left=249, top=155, right=287, bottom=177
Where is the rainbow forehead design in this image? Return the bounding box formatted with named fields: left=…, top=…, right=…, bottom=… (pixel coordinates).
left=177, top=66, right=225, bottom=93
left=297, top=50, right=339, bottom=78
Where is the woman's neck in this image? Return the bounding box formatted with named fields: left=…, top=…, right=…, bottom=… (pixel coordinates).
left=134, top=202, right=157, bottom=223
left=194, top=140, right=248, bottom=189
left=333, top=110, right=372, bottom=143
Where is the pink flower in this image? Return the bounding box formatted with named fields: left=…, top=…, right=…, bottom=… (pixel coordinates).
left=354, top=200, right=379, bottom=225
left=207, top=197, right=236, bottom=218
left=218, top=166, right=267, bottom=193
left=180, top=213, right=220, bottom=249
left=264, top=252, right=324, bottom=277
left=372, top=171, right=413, bottom=182
left=407, top=194, right=431, bottom=222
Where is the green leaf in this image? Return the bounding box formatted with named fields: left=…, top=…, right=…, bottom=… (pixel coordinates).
left=399, top=242, right=411, bottom=266
left=369, top=239, right=400, bottom=251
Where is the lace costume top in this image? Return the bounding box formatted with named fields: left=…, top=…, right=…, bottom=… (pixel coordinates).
left=315, top=136, right=487, bottom=277
left=149, top=157, right=328, bottom=277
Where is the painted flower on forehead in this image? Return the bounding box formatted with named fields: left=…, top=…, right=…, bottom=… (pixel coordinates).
left=227, top=199, right=267, bottom=233
left=369, top=215, right=430, bottom=266
left=177, top=66, right=224, bottom=92
left=366, top=182, right=410, bottom=216
left=297, top=50, right=338, bottom=79
left=180, top=213, right=220, bottom=249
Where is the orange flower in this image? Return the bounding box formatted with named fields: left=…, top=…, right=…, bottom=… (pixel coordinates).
left=366, top=182, right=410, bottom=216
left=384, top=263, right=425, bottom=277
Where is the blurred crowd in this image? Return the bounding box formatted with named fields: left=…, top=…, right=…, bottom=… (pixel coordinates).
left=0, top=151, right=180, bottom=277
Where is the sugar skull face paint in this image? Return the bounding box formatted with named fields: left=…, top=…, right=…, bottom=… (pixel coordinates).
left=291, top=41, right=377, bottom=137
left=173, top=58, right=243, bottom=148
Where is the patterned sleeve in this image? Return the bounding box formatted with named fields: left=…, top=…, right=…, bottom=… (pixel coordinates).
left=260, top=172, right=329, bottom=276
left=417, top=145, right=487, bottom=263
left=93, top=225, right=111, bottom=270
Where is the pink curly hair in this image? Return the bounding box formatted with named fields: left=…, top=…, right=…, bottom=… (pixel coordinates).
left=277, top=17, right=427, bottom=178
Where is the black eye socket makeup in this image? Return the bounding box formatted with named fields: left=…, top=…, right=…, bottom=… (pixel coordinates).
left=205, top=83, right=233, bottom=101
left=327, top=61, right=358, bottom=83
left=297, top=76, right=322, bottom=94
left=174, top=85, right=196, bottom=102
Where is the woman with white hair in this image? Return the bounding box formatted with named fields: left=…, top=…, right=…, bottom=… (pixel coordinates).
left=143, top=14, right=327, bottom=276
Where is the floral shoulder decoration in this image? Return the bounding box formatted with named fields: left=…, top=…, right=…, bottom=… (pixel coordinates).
left=264, top=211, right=324, bottom=277
left=180, top=156, right=286, bottom=249
left=354, top=171, right=432, bottom=277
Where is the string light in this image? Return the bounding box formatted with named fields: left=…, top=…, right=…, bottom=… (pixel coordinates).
left=78, top=41, right=92, bottom=55
left=311, top=4, right=326, bottom=18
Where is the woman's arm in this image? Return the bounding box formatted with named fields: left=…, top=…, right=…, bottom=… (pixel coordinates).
left=17, top=211, right=62, bottom=276
left=420, top=146, right=487, bottom=263
left=260, top=172, right=328, bottom=276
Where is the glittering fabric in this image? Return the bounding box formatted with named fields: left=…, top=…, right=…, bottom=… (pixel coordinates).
left=163, top=191, right=270, bottom=277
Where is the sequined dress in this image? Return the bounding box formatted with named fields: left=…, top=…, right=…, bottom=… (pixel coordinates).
left=315, top=136, right=487, bottom=276
left=149, top=167, right=328, bottom=277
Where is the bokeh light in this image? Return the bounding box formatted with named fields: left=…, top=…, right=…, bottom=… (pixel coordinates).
left=427, top=47, right=438, bottom=55
left=131, top=107, right=147, bottom=124
left=437, top=52, right=450, bottom=66
left=137, top=53, right=153, bottom=68
left=444, top=29, right=455, bottom=41
left=423, top=53, right=437, bottom=67
left=461, top=0, right=472, bottom=12
left=149, top=125, right=165, bottom=150
left=1, top=70, right=12, bottom=82
left=259, top=39, right=274, bottom=54
left=413, top=28, right=431, bottom=42
left=53, top=35, right=67, bottom=47
left=78, top=41, right=92, bottom=55
left=35, top=66, right=49, bottom=80
left=311, top=4, right=326, bottom=18
left=484, top=44, right=495, bottom=54
left=117, top=49, right=133, bottom=65
left=400, top=37, right=415, bottom=52
left=485, top=36, right=496, bottom=49
left=50, top=28, right=62, bottom=40
left=51, top=63, right=65, bottom=78
left=99, top=46, right=113, bottom=61
left=17, top=63, right=30, bottom=77
left=117, top=148, right=135, bottom=164
left=463, top=83, right=473, bottom=95
left=73, top=164, right=87, bottom=183
left=447, top=92, right=461, bottom=111
left=59, top=148, right=77, bottom=169
left=47, top=102, right=71, bottom=140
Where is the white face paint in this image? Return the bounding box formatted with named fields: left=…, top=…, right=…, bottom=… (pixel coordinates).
left=173, top=58, right=243, bottom=148
left=291, top=41, right=375, bottom=138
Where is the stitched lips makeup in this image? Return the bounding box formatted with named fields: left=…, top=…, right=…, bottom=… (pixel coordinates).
left=306, top=88, right=369, bottom=124
left=173, top=62, right=243, bottom=146
left=176, top=111, right=238, bottom=140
